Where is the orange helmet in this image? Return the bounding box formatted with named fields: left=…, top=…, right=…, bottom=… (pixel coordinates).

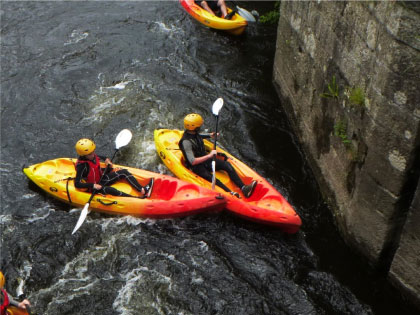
left=75, top=138, right=96, bottom=156
left=184, top=113, right=204, bottom=131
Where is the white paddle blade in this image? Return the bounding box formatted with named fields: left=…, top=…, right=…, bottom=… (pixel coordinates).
left=237, top=6, right=256, bottom=22
left=212, top=98, right=224, bottom=116
left=115, top=129, right=132, bottom=150
left=16, top=281, right=24, bottom=297
left=72, top=203, right=90, bottom=235
left=211, top=160, right=216, bottom=190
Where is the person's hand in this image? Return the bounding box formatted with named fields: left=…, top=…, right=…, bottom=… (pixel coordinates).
left=93, top=184, right=102, bottom=190
left=210, top=132, right=220, bottom=138
left=105, top=158, right=113, bottom=168
left=209, top=150, right=217, bottom=158
left=18, top=299, right=31, bottom=309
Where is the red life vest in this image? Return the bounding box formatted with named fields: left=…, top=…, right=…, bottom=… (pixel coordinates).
left=1, top=289, right=10, bottom=315
left=76, top=154, right=103, bottom=184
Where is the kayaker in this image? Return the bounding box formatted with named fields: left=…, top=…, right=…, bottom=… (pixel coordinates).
left=0, top=271, right=31, bottom=315
left=74, top=138, right=154, bottom=198
left=195, top=0, right=236, bottom=20
left=179, top=113, right=257, bottom=198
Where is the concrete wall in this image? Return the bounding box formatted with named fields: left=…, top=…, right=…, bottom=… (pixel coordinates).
left=272, top=0, right=420, bottom=309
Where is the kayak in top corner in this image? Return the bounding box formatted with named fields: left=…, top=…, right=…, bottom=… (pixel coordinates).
left=180, top=0, right=247, bottom=35
left=154, top=129, right=302, bottom=233
left=23, top=158, right=226, bottom=219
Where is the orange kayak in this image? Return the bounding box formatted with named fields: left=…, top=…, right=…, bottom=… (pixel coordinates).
left=154, top=129, right=302, bottom=233
left=180, top=0, right=247, bottom=35
left=23, top=158, right=226, bottom=218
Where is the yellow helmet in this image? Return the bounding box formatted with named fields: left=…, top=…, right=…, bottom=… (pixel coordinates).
left=184, top=113, right=204, bottom=131
left=0, top=271, right=5, bottom=289
left=75, top=138, right=96, bottom=156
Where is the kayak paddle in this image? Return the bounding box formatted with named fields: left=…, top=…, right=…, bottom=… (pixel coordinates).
left=230, top=1, right=257, bottom=22
left=71, top=129, right=133, bottom=235
left=211, top=98, right=224, bottom=190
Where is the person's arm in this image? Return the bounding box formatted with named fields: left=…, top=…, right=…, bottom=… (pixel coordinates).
left=200, top=132, right=219, bottom=139
left=191, top=151, right=217, bottom=165
left=182, top=140, right=196, bottom=166
left=74, top=163, right=95, bottom=190
left=97, top=155, right=113, bottom=169
left=8, top=296, right=19, bottom=307
left=183, top=140, right=216, bottom=166
left=200, top=133, right=212, bottom=139
left=8, top=296, right=31, bottom=309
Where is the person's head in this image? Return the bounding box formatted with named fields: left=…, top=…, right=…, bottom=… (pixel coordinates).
left=75, top=138, right=96, bottom=159
left=184, top=113, right=203, bottom=132
left=0, top=271, right=5, bottom=289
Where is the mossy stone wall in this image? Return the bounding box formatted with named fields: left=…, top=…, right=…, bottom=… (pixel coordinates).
left=273, top=1, right=420, bottom=309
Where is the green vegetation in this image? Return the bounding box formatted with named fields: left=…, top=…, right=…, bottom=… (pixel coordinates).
left=259, top=1, right=280, bottom=24
left=334, top=120, right=351, bottom=145
left=320, top=75, right=339, bottom=99
left=348, top=87, right=365, bottom=106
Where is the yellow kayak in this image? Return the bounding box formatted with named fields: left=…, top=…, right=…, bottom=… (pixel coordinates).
left=180, top=0, right=247, bottom=35
left=23, top=158, right=226, bottom=218
left=154, top=129, right=302, bottom=233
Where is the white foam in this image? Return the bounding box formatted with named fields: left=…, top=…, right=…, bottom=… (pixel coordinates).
left=26, top=206, right=55, bottom=223
left=92, top=97, right=126, bottom=114
left=0, top=214, right=12, bottom=224
left=113, top=266, right=174, bottom=314
left=198, top=240, right=209, bottom=252
left=112, top=82, right=129, bottom=90
left=64, top=30, right=89, bottom=45
left=21, top=193, right=37, bottom=199
left=99, top=216, right=156, bottom=232
left=69, top=207, right=81, bottom=214
left=153, top=21, right=183, bottom=36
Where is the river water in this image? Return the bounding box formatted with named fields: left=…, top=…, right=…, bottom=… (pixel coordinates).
left=0, top=2, right=416, bottom=315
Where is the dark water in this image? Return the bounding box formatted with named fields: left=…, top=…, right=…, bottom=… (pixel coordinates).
left=0, top=2, right=416, bottom=314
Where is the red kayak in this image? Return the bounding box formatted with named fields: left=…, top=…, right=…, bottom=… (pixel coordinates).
left=155, top=129, right=302, bottom=233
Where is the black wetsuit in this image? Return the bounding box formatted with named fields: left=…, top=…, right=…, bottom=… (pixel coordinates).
left=75, top=155, right=144, bottom=197
left=179, top=131, right=245, bottom=192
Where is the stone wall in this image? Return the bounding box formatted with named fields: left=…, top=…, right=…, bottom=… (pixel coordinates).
left=389, top=180, right=420, bottom=309
left=273, top=0, right=420, bottom=309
